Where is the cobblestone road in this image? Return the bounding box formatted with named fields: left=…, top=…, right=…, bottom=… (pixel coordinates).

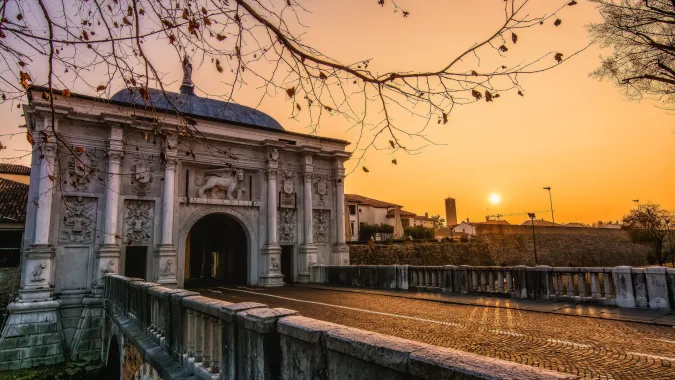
left=198, top=285, right=675, bottom=379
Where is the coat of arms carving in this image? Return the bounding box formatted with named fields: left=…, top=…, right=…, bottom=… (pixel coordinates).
left=124, top=200, right=153, bottom=244
left=280, top=171, right=295, bottom=208
left=60, top=196, right=96, bottom=243
left=314, top=176, right=329, bottom=206
left=131, top=153, right=154, bottom=196
left=67, top=149, right=99, bottom=191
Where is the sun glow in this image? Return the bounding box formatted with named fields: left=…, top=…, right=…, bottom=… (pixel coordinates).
left=489, top=193, right=501, bottom=205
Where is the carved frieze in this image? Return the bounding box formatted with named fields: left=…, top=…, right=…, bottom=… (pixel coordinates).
left=313, top=175, right=330, bottom=207
left=195, top=168, right=246, bottom=200
left=66, top=149, right=100, bottom=191
left=278, top=208, right=296, bottom=243
left=124, top=200, right=153, bottom=244
left=160, top=259, right=175, bottom=277
left=280, top=171, right=295, bottom=208
left=131, top=153, right=155, bottom=196
left=313, top=209, right=330, bottom=243
left=60, top=196, right=97, bottom=243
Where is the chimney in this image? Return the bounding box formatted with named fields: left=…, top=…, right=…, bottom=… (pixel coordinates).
left=425, top=212, right=428, bottom=218
left=466, top=218, right=470, bottom=223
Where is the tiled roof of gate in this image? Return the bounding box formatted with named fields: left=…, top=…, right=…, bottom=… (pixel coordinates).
left=111, top=87, right=285, bottom=130
left=0, top=164, right=30, bottom=175
left=0, top=178, right=28, bottom=224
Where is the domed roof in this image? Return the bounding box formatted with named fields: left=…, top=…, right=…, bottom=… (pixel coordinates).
left=110, top=87, right=284, bottom=131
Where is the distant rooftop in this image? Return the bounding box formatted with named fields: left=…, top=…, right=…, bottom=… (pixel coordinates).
left=0, top=178, right=28, bottom=223
left=345, top=194, right=401, bottom=208
left=0, top=164, right=30, bottom=175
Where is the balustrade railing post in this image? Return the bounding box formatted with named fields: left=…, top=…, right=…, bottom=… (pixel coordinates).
left=497, top=271, right=504, bottom=293
left=591, top=272, right=601, bottom=299
left=187, top=309, right=195, bottom=358
left=488, top=270, right=495, bottom=292
left=196, top=312, right=204, bottom=363
left=506, top=270, right=513, bottom=294
left=603, top=270, right=613, bottom=302
left=203, top=314, right=212, bottom=368
left=471, top=270, right=478, bottom=292
left=212, top=318, right=221, bottom=374
left=555, top=273, right=563, bottom=297
left=578, top=271, right=587, bottom=298
left=479, top=271, right=487, bottom=292
left=566, top=272, right=575, bottom=297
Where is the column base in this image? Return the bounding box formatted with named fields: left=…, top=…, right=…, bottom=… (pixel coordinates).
left=20, top=244, right=56, bottom=302
left=155, top=245, right=178, bottom=287
left=0, top=300, right=66, bottom=369
left=260, top=245, right=284, bottom=286
left=331, top=244, right=350, bottom=266
left=297, top=245, right=318, bottom=283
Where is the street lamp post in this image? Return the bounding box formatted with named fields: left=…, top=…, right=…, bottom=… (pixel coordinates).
left=528, top=212, right=538, bottom=265
left=543, top=186, right=554, bottom=226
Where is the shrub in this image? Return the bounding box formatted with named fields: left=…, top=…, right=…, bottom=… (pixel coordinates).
left=404, top=226, right=434, bottom=240
left=359, top=222, right=394, bottom=242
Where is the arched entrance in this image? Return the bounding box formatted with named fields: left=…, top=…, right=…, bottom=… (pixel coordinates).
left=184, top=213, right=248, bottom=287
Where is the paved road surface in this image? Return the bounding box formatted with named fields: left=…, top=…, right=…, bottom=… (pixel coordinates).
left=197, top=285, right=675, bottom=379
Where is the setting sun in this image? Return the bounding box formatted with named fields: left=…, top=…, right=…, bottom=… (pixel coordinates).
left=489, top=193, right=502, bottom=205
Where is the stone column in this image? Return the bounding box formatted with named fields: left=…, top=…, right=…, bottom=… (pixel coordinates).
left=0, top=116, right=66, bottom=370
left=331, top=157, right=349, bottom=265
left=260, top=148, right=283, bottom=286
left=155, top=135, right=178, bottom=286
left=96, top=126, right=124, bottom=289
left=21, top=116, right=58, bottom=302
left=298, top=153, right=317, bottom=283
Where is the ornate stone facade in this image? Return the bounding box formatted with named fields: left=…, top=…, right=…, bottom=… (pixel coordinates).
left=66, top=149, right=100, bottom=191
left=124, top=200, right=153, bottom=245
left=278, top=208, right=296, bottom=243
left=131, top=153, right=154, bottom=196
left=313, top=209, right=330, bottom=243
left=60, top=196, right=97, bottom=243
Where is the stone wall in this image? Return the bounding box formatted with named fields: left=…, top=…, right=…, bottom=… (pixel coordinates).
left=350, top=229, right=653, bottom=267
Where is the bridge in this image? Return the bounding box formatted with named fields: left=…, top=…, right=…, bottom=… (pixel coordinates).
left=100, top=274, right=574, bottom=379
left=0, top=264, right=673, bottom=379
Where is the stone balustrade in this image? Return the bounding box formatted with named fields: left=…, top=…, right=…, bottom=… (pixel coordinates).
left=309, top=264, right=675, bottom=311
left=103, top=274, right=576, bottom=379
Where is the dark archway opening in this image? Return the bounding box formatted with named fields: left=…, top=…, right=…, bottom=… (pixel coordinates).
left=103, top=336, right=121, bottom=380
left=185, top=213, right=247, bottom=288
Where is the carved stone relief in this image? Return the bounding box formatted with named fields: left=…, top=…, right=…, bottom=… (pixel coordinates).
left=278, top=208, right=296, bottom=243
left=270, top=255, right=280, bottom=271
left=160, top=259, right=175, bottom=277
left=313, top=176, right=329, bottom=207
left=268, top=148, right=279, bottom=162
left=313, top=209, right=330, bottom=243
left=124, top=200, right=153, bottom=244
left=100, top=259, right=116, bottom=276
left=60, top=196, right=96, bottom=243
left=195, top=168, right=246, bottom=200
left=131, top=153, right=155, bottom=196
left=30, top=261, right=47, bottom=282
left=280, top=171, right=295, bottom=208
left=66, top=149, right=100, bottom=191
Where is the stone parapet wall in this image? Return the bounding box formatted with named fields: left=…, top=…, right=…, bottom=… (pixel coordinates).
left=310, top=265, right=675, bottom=311
left=102, top=274, right=577, bottom=379
left=350, top=231, right=652, bottom=267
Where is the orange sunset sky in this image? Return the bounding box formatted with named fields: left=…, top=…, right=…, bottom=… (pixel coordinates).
left=0, top=0, right=673, bottom=225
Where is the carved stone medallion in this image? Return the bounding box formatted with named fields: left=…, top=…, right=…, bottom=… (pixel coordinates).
left=124, top=200, right=153, bottom=244
left=60, top=196, right=96, bottom=243
left=160, top=259, right=175, bottom=277
left=278, top=208, right=296, bottom=243
left=312, top=209, right=330, bottom=243
left=30, top=261, right=47, bottom=282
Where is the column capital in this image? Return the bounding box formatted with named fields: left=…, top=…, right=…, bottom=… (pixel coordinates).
left=107, top=150, right=124, bottom=163
left=164, top=155, right=178, bottom=169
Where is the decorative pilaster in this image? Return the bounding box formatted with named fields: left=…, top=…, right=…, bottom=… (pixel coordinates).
left=96, top=126, right=124, bottom=290
left=155, top=135, right=178, bottom=286
left=332, top=158, right=349, bottom=265
left=298, top=153, right=317, bottom=283
left=260, top=148, right=283, bottom=286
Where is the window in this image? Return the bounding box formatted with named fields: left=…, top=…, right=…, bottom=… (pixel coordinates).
left=350, top=222, right=355, bottom=237
left=402, top=219, right=410, bottom=228
left=349, top=205, right=356, bottom=215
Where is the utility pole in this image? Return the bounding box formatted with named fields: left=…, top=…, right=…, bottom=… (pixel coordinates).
left=528, top=212, right=538, bottom=265
left=543, top=186, right=554, bottom=225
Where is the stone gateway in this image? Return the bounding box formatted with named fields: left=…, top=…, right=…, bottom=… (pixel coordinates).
left=0, top=67, right=350, bottom=368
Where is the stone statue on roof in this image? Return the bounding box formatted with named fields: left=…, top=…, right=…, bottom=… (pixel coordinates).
left=182, top=55, right=193, bottom=87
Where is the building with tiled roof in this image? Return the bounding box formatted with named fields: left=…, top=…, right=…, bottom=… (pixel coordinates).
left=0, top=164, right=31, bottom=185
left=0, top=177, right=28, bottom=267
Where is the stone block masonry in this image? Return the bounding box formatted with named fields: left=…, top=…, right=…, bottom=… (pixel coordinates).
left=0, top=301, right=65, bottom=370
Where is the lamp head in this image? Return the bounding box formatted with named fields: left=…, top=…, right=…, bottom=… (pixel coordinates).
left=527, top=213, right=536, bottom=219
